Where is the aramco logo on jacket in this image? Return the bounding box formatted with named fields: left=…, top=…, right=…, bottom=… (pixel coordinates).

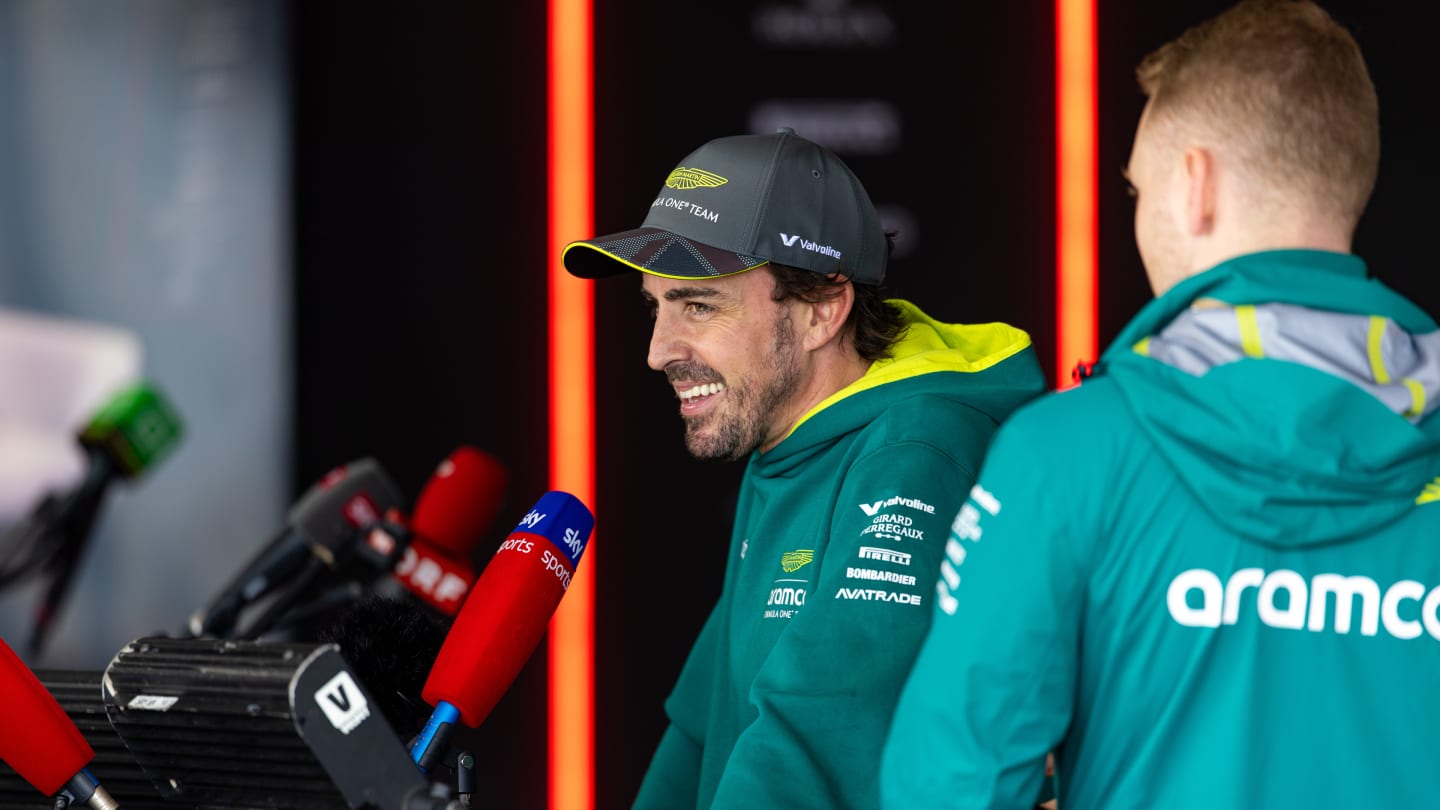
left=781, top=549, right=815, bottom=574
left=665, top=167, right=727, bottom=190
left=1167, top=567, right=1440, bottom=640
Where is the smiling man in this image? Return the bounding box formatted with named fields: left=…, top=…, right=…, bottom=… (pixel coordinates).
left=644, top=270, right=806, bottom=460
left=563, top=128, right=1046, bottom=809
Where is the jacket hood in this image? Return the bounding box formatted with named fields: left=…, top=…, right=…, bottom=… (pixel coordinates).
left=758, top=299, right=1047, bottom=470
left=1099, top=250, right=1440, bottom=548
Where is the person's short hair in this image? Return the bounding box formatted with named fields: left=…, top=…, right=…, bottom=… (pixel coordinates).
left=767, top=258, right=907, bottom=364
left=1136, top=0, right=1379, bottom=224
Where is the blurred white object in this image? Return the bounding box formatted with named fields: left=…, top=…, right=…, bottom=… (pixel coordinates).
left=0, top=308, right=141, bottom=522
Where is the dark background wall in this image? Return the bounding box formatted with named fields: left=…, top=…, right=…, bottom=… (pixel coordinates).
left=290, top=2, right=1439, bottom=808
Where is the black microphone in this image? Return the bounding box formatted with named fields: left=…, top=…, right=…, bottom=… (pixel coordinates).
left=249, top=445, right=511, bottom=642
left=187, top=457, right=405, bottom=640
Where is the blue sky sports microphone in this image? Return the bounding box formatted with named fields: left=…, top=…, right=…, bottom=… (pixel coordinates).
left=408, top=491, right=594, bottom=771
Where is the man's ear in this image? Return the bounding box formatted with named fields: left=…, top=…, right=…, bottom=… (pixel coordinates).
left=1183, top=146, right=1216, bottom=236
left=799, top=279, right=855, bottom=352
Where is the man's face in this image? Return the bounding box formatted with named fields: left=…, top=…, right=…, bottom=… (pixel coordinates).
left=642, top=268, right=803, bottom=461
left=1126, top=102, right=1189, bottom=296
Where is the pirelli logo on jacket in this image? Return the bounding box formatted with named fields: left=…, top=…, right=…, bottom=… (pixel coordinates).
left=859, top=546, right=911, bottom=566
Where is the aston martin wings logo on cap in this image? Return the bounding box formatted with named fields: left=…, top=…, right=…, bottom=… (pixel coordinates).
left=780, top=549, right=815, bottom=573
left=665, top=167, right=728, bottom=190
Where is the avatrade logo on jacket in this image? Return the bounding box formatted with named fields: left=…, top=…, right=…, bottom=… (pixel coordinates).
left=859, top=495, right=936, bottom=516
left=1168, top=567, right=1440, bottom=640
left=835, top=587, right=923, bottom=606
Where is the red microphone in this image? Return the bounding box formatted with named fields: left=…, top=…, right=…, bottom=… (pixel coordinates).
left=389, top=541, right=477, bottom=617
left=375, top=446, right=509, bottom=617
left=408, top=490, right=594, bottom=770
left=0, top=638, right=118, bottom=809
left=409, top=446, right=509, bottom=559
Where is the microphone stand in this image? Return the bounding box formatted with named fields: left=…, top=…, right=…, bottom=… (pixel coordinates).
left=238, top=555, right=336, bottom=640
left=28, top=448, right=116, bottom=658
left=238, top=516, right=412, bottom=641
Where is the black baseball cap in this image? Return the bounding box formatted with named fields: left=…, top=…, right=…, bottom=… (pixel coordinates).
left=562, top=128, right=887, bottom=285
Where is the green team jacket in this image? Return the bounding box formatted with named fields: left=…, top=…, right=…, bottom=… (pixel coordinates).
left=633, top=299, right=1047, bottom=809
left=881, top=250, right=1440, bottom=809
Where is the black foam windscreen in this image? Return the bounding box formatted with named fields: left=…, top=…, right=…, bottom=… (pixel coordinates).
left=314, top=594, right=451, bottom=740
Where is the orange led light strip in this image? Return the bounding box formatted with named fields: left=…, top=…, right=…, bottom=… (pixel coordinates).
left=1056, top=0, right=1099, bottom=389
left=547, top=0, right=595, bottom=807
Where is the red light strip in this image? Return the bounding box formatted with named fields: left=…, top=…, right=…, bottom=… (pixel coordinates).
left=1056, top=0, right=1099, bottom=388
left=547, top=0, right=595, bottom=807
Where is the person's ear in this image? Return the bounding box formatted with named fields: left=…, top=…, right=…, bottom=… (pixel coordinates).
left=1183, top=146, right=1217, bottom=236
left=799, top=279, right=854, bottom=352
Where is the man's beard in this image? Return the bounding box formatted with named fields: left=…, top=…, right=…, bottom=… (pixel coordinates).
left=680, top=313, right=801, bottom=462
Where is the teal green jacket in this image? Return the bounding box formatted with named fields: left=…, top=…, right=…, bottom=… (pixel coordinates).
left=881, top=251, right=1440, bottom=809
left=633, top=300, right=1047, bottom=809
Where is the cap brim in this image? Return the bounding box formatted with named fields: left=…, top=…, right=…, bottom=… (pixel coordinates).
left=562, top=227, right=767, bottom=280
